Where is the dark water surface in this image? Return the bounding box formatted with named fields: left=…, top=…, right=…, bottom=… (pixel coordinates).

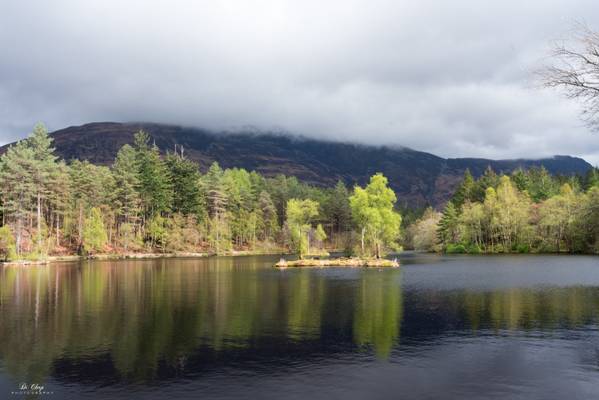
left=1, top=253, right=598, bottom=399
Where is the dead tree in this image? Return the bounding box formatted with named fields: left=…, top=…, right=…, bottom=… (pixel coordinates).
left=540, top=23, right=599, bottom=130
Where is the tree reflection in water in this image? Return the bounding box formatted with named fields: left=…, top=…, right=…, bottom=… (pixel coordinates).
left=1, top=257, right=598, bottom=387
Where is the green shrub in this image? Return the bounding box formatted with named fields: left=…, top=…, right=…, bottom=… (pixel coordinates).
left=0, top=226, right=16, bottom=261
left=466, top=244, right=482, bottom=254
left=492, top=244, right=505, bottom=253
left=515, top=243, right=530, bottom=253
left=446, top=244, right=466, bottom=254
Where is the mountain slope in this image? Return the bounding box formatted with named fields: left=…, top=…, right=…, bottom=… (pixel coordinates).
left=2, top=122, right=592, bottom=207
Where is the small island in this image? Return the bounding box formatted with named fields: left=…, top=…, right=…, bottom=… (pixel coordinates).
left=275, top=257, right=399, bottom=268
left=276, top=175, right=402, bottom=268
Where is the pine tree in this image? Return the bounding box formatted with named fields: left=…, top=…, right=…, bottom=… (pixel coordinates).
left=112, top=144, right=141, bottom=225
left=471, top=166, right=499, bottom=202
left=202, top=162, right=229, bottom=253
left=584, top=167, right=599, bottom=190
left=257, top=190, right=278, bottom=241
left=203, top=162, right=227, bottom=217
left=47, top=161, right=71, bottom=248
left=165, top=151, right=204, bottom=217
left=134, top=131, right=173, bottom=220
left=527, top=166, right=558, bottom=202
left=222, top=168, right=257, bottom=246
left=451, top=169, right=474, bottom=209
left=325, top=180, right=352, bottom=233
left=0, top=140, right=36, bottom=255
left=27, top=123, right=58, bottom=254
left=511, top=168, right=531, bottom=193
left=437, top=201, right=460, bottom=247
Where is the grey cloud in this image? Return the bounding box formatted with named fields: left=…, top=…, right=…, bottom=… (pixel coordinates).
left=1, top=0, right=599, bottom=164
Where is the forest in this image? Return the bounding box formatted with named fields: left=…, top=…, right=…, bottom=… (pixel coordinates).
left=0, top=123, right=598, bottom=262
left=0, top=124, right=401, bottom=261
left=406, top=166, right=599, bottom=253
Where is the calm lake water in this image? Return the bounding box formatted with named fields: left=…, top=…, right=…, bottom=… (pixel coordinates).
left=1, top=253, right=598, bottom=399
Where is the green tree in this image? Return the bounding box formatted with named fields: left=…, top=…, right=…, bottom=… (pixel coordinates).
left=28, top=123, right=58, bottom=253
left=112, top=144, right=141, bottom=226
left=324, top=180, right=352, bottom=233
left=349, top=173, right=402, bottom=258
left=207, top=213, right=231, bottom=255
left=0, top=226, right=16, bottom=261
left=70, top=160, right=115, bottom=246
left=437, top=201, right=460, bottom=248
left=203, top=162, right=227, bottom=218
left=202, top=162, right=229, bottom=253
left=134, top=131, right=173, bottom=219
left=286, top=198, right=319, bottom=258
left=584, top=167, right=599, bottom=190
left=580, top=187, right=599, bottom=252
left=458, top=201, right=485, bottom=249
left=165, top=152, right=204, bottom=217
left=511, top=168, right=531, bottom=193
left=82, top=207, right=108, bottom=254
left=0, top=123, right=60, bottom=257
left=47, top=161, right=71, bottom=248
left=494, top=176, right=532, bottom=251
left=526, top=166, right=558, bottom=202
left=0, top=140, right=35, bottom=255
left=471, top=166, right=499, bottom=202
left=539, top=183, right=579, bottom=252
left=411, top=208, right=442, bottom=252
left=312, top=223, right=328, bottom=250
left=257, top=191, right=279, bottom=242
left=146, top=214, right=167, bottom=251
left=117, top=222, right=140, bottom=252
left=483, top=187, right=499, bottom=250
left=223, top=168, right=257, bottom=247
left=452, top=169, right=475, bottom=208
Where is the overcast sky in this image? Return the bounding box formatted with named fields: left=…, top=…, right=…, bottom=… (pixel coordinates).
left=1, top=0, right=599, bottom=164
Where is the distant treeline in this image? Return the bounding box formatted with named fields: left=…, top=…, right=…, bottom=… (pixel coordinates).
left=0, top=124, right=401, bottom=260
left=406, top=167, right=599, bottom=254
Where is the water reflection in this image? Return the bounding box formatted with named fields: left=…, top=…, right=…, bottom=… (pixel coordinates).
left=0, top=258, right=402, bottom=385
left=353, top=271, right=402, bottom=357
left=0, top=256, right=599, bottom=392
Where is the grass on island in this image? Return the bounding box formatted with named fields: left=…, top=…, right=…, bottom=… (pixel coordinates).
left=275, top=257, right=399, bottom=268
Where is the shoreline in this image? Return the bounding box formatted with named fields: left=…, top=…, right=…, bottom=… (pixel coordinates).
left=1, top=249, right=293, bottom=266
left=4, top=250, right=593, bottom=267
left=408, top=250, right=599, bottom=256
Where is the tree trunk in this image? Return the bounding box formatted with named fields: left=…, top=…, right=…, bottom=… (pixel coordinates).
left=16, top=214, right=22, bottom=256
left=298, top=226, right=303, bottom=259
left=361, top=227, right=365, bottom=256
left=37, top=193, right=42, bottom=251
left=56, top=215, right=60, bottom=248
left=78, top=203, right=83, bottom=245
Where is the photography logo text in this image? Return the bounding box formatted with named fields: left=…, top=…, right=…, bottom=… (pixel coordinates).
left=11, top=383, right=54, bottom=396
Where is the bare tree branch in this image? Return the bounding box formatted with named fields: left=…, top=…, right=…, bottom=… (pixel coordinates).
left=538, top=22, right=599, bottom=130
